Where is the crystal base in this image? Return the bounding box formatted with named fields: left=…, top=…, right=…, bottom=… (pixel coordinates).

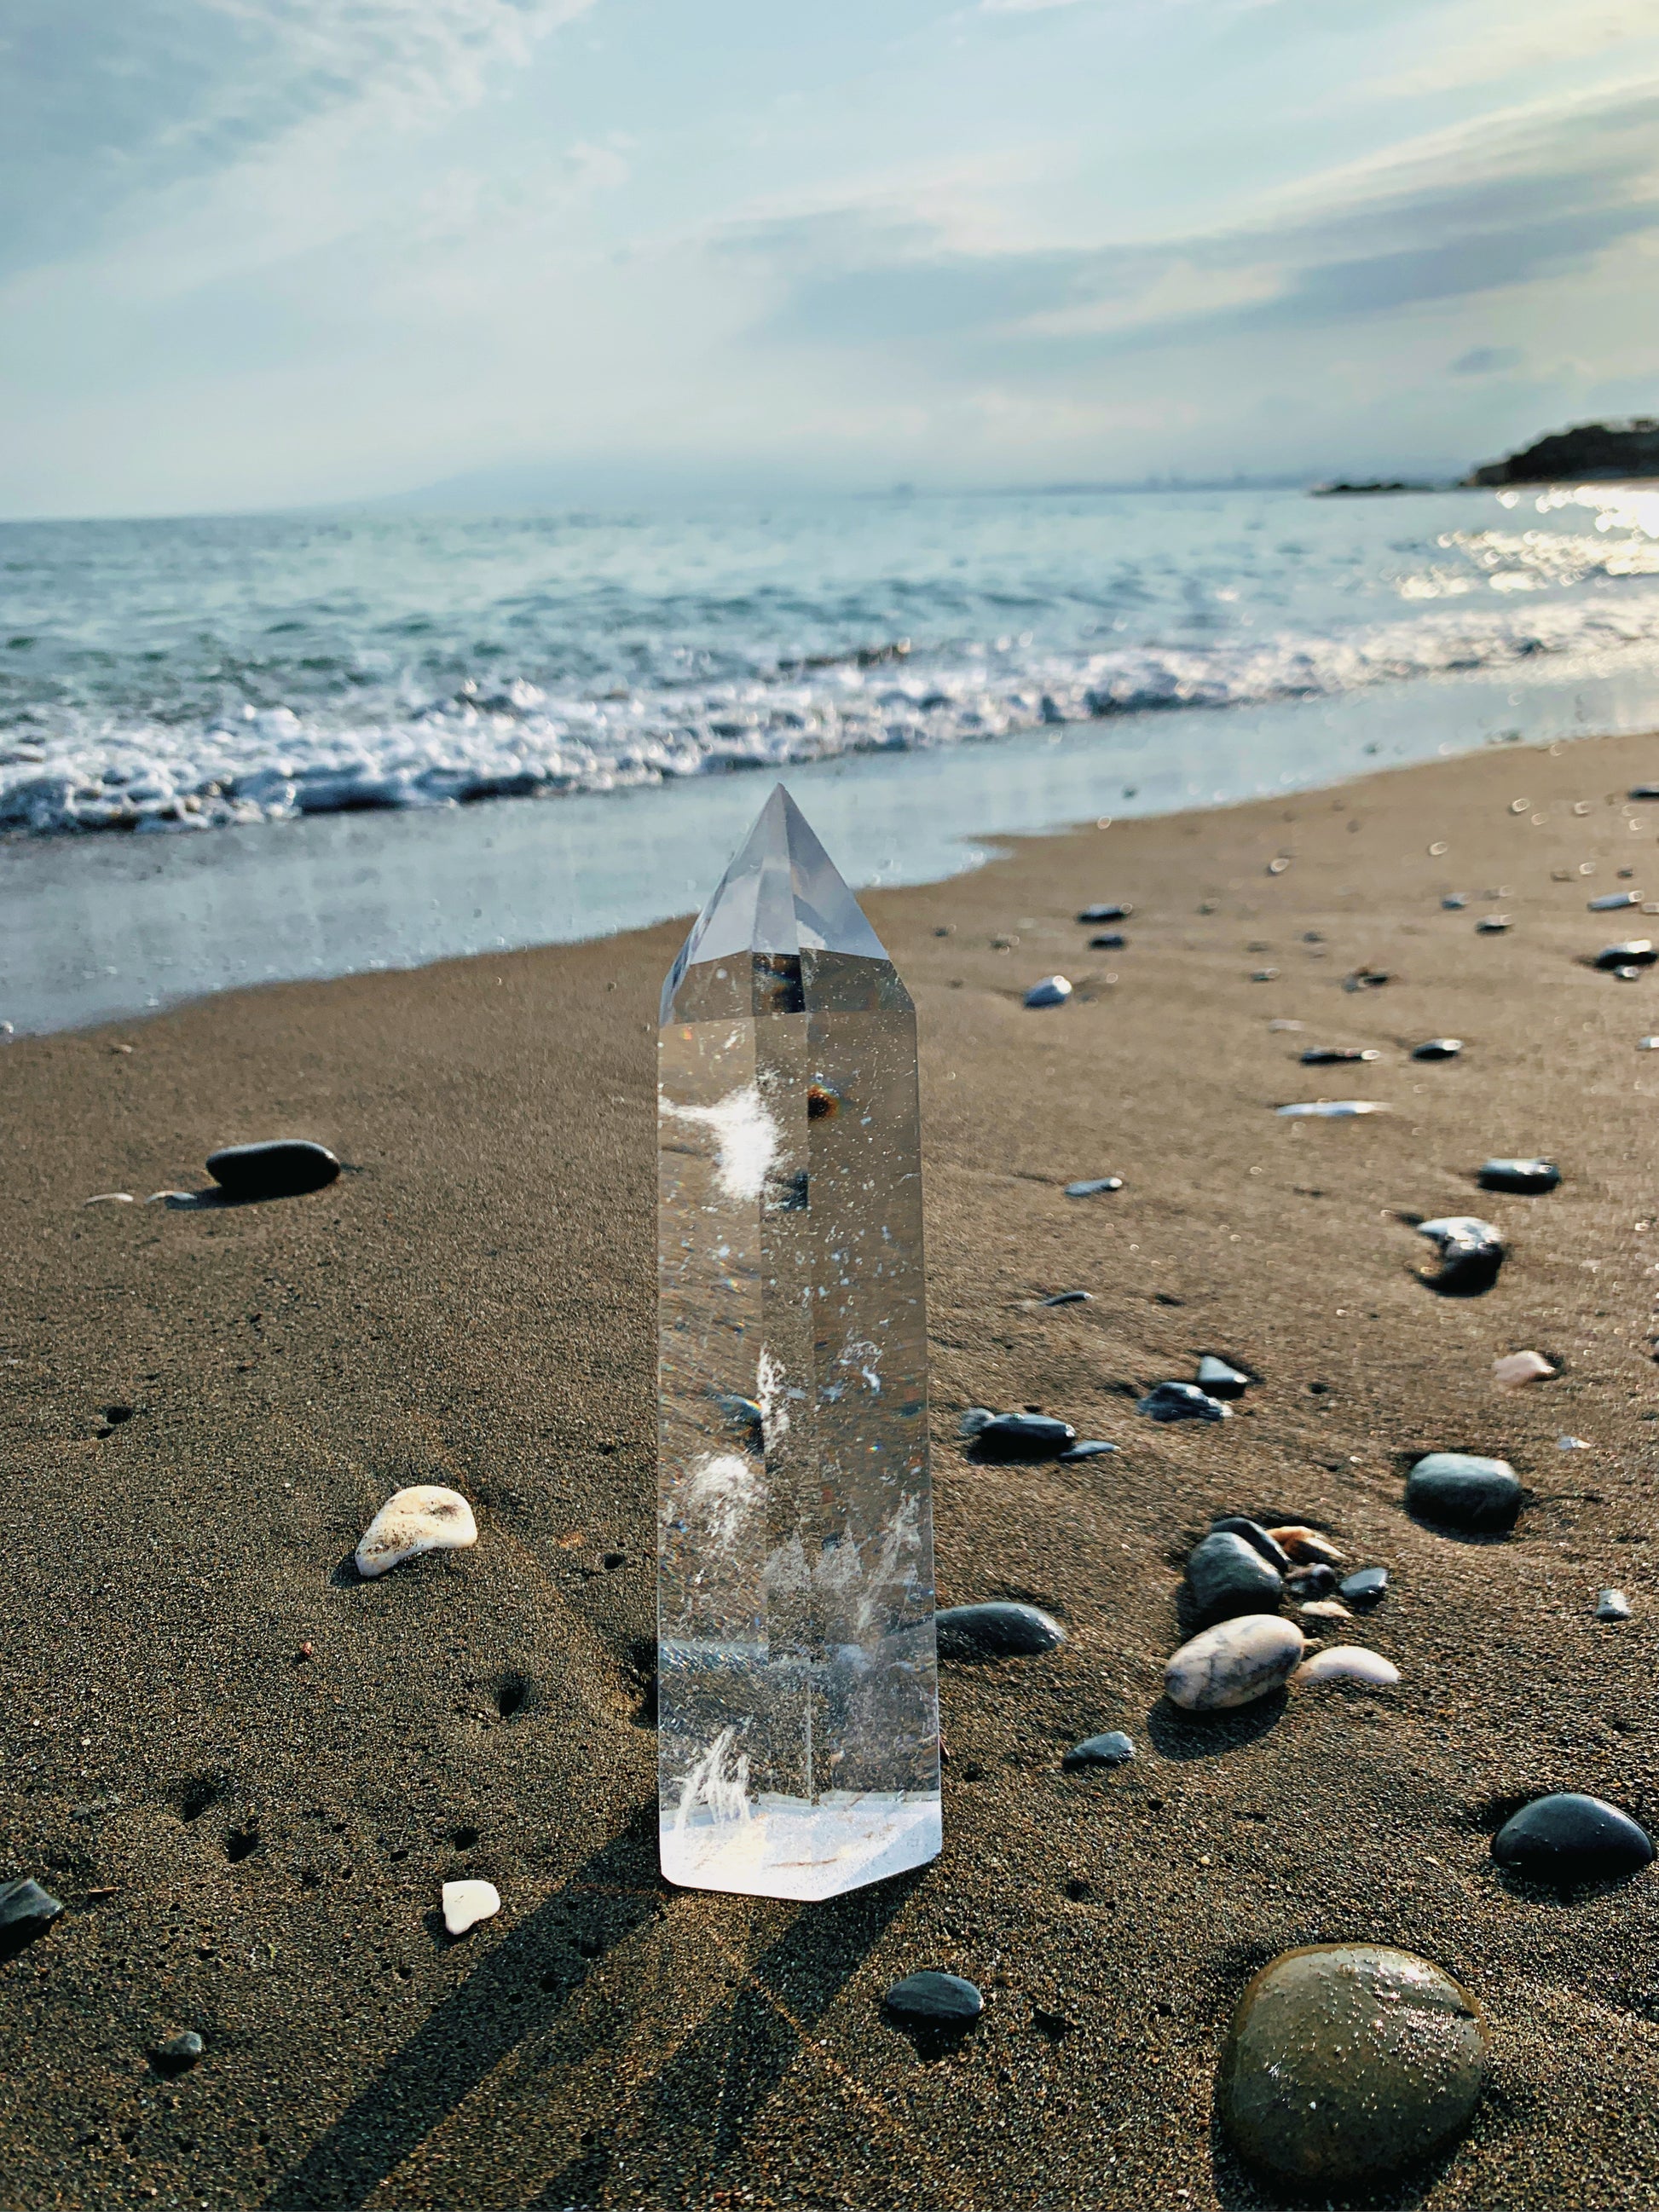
left=662, top=1791, right=942, bottom=1903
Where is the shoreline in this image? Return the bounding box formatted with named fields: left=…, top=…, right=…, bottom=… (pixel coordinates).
left=9, top=649, right=1659, bottom=1041
left=7, top=726, right=1659, bottom=2207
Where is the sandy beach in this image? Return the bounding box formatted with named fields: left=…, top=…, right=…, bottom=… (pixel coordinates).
left=10, top=726, right=1659, bottom=2210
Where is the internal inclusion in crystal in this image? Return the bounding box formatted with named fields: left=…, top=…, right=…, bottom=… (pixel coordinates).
left=657, top=785, right=941, bottom=1900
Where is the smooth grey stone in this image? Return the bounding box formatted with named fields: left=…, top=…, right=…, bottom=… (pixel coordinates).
left=1630, top=785, right=1659, bottom=800
left=1477, top=1157, right=1560, bottom=1194
left=1078, top=903, right=1131, bottom=923
left=1299, top=1046, right=1379, bottom=1065
left=1492, top=1794, right=1654, bottom=1885
left=1339, top=1566, right=1389, bottom=1604
left=1218, top=1944, right=1488, bottom=2188
left=206, top=1139, right=340, bottom=1198
left=884, top=1970, right=983, bottom=2025
left=1186, top=1533, right=1283, bottom=1620
left=1165, top=1614, right=1304, bottom=1710
left=1590, top=891, right=1640, bottom=910
left=971, top=1412, right=1076, bottom=1461
left=1286, top=1562, right=1338, bottom=1600
left=1208, top=1516, right=1290, bottom=1571
left=1475, top=915, right=1511, bottom=933
left=937, top=1602, right=1066, bottom=1660
left=1412, top=1037, right=1464, bottom=1060
left=1195, top=1355, right=1251, bottom=1399
left=1407, top=1453, right=1521, bottom=1531
left=1024, top=976, right=1072, bottom=1008
left=0, top=1878, right=63, bottom=1948
left=1039, top=1290, right=1091, bottom=1306
left=1441, top=892, right=1469, bottom=909
left=1065, top=1175, right=1123, bottom=1197
left=1139, top=1381, right=1230, bottom=1423
left=1057, top=1440, right=1117, bottom=1460
left=1597, top=1588, right=1633, bottom=1621
left=1062, top=1730, right=1135, bottom=1770
left=1596, top=939, right=1658, bottom=968
left=150, top=2031, right=205, bottom=2071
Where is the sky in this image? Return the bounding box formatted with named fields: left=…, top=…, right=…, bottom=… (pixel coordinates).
left=3, top=0, right=1658, bottom=518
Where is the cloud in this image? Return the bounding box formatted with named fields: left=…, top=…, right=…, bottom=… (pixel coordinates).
left=728, top=80, right=1659, bottom=370
left=1451, top=345, right=1527, bottom=374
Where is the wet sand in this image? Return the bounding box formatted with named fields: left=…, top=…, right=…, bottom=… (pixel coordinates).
left=7, top=729, right=1659, bottom=2209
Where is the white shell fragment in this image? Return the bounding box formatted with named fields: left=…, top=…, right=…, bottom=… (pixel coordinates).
left=1493, top=1350, right=1555, bottom=1389
left=1275, top=1100, right=1390, bottom=1118
left=1292, top=1645, right=1401, bottom=1688
left=84, top=1192, right=135, bottom=1205
left=1165, top=1614, right=1305, bottom=1712
left=356, top=1486, right=478, bottom=1578
left=441, top=1879, right=500, bottom=1937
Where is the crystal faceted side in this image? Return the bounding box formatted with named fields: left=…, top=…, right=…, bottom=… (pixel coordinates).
left=656, top=785, right=941, bottom=1900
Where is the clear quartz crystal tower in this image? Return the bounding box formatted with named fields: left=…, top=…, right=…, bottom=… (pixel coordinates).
left=656, top=786, right=941, bottom=1901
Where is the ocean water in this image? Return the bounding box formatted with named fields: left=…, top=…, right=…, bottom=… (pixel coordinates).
left=5, top=483, right=1659, bottom=838
left=4, top=482, right=1659, bottom=1033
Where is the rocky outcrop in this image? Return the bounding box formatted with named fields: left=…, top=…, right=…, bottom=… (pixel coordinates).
left=1466, top=419, right=1659, bottom=485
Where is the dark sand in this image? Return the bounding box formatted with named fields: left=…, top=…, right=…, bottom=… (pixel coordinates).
left=8, top=731, right=1659, bottom=2209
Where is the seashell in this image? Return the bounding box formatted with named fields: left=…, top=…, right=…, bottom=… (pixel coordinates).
left=84, top=1193, right=134, bottom=1205
left=1493, top=1349, right=1554, bottom=1389
left=1275, top=1100, right=1388, bottom=1118
left=1263, top=1525, right=1344, bottom=1566
left=1298, top=1598, right=1353, bottom=1620
left=1292, top=1645, right=1400, bottom=1687
left=442, top=1879, right=500, bottom=1936
left=356, top=1486, right=477, bottom=1578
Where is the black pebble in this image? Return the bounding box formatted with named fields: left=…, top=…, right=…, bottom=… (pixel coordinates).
left=1407, top=1453, right=1521, bottom=1532
left=1062, top=1730, right=1135, bottom=1770
left=1413, top=1037, right=1464, bottom=1060
left=1299, top=1046, right=1379, bottom=1065
left=0, top=1878, right=63, bottom=1955
left=1209, top=1516, right=1291, bottom=1572
left=1078, top=903, right=1131, bottom=924
left=971, top=1412, right=1077, bottom=1461
left=936, top=1602, right=1066, bottom=1659
left=884, top=1970, right=984, bottom=2026
left=206, top=1139, right=341, bottom=1199
left=1477, top=1158, right=1561, bottom=1195
left=1195, top=1356, right=1251, bottom=1399
left=1039, top=1290, right=1091, bottom=1306
left=1339, top=1566, right=1389, bottom=1605
left=149, top=2031, right=205, bottom=2073
left=1286, top=1562, right=1338, bottom=1600
left=1492, top=1794, right=1654, bottom=1885
left=1139, top=1381, right=1228, bottom=1424
left=1090, top=932, right=1127, bottom=949
left=1185, top=1532, right=1283, bottom=1620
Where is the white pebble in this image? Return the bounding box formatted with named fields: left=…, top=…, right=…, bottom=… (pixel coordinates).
left=84, top=1192, right=134, bottom=1205
left=1165, top=1614, right=1304, bottom=1712
left=441, top=1879, right=500, bottom=1936
left=1493, top=1350, right=1554, bottom=1389
left=1292, top=1645, right=1401, bottom=1688
left=1558, top=1435, right=1591, bottom=1451
left=1596, top=1589, right=1633, bottom=1622
left=356, top=1486, right=477, bottom=1578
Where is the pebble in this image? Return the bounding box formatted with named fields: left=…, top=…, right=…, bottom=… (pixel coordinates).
left=1475, top=915, right=1512, bottom=933
left=1209, top=1516, right=1291, bottom=1571
left=1339, top=1567, right=1389, bottom=1605
left=0, top=1877, right=64, bottom=1950
left=205, top=1139, right=341, bottom=1199
left=1299, top=1046, right=1379, bottom=1064
left=1165, top=1614, right=1304, bottom=1711
left=1078, top=903, right=1131, bottom=923
left=1061, top=1731, right=1135, bottom=1770
left=1590, top=890, right=1640, bottom=910
left=1090, top=932, right=1127, bottom=949
left=1024, top=976, right=1072, bottom=1008
left=1251, top=967, right=1280, bottom=982
left=1639, top=1037, right=1659, bottom=1051
left=1275, top=1099, right=1389, bottom=1118
left=1064, top=1176, right=1123, bottom=1197
left=1494, top=1349, right=1555, bottom=1388
left=936, top=1602, right=1066, bottom=1660
left=442, top=1879, right=501, bottom=1936
left=1195, top=1355, right=1251, bottom=1399
left=149, top=2031, right=205, bottom=2071
left=1343, top=967, right=1392, bottom=990
left=1491, top=1794, right=1654, bottom=1886
left=1596, top=1589, right=1633, bottom=1621
left=1057, top=1440, right=1118, bottom=1461
left=1558, top=1435, right=1591, bottom=1450
left=1267, top=1018, right=1304, bottom=1031
left=1596, top=939, right=1658, bottom=969
left=1477, top=1157, right=1560, bottom=1194
left=1417, top=1214, right=1505, bottom=1294
left=1186, top=1532, right=1285, bottom=1620
left=1286, top=1563, right=1338, bottom=1600
left=1412, top=1037, right=1464, bottom=1060
left=1138, top=1381, right=1230, bottom=1424
left=1265, top=1525, right=1344, bottom=1566
left=957, top=1407, right=995, bottom=1437
left=1292, top=1645, right=1400, bottom=1687
left=1217, top=1944, right=1488, bottom=2189
left=884, top=1971, right=983, bottom=2026
left=969, top=1412, right=1077, bottom=1461
left=1407, top=1452, right=1521, bottom=1532
left=356, top=1486, right=478, bottom=1578
left=1630, top=785, right=1659, bottom=800
left=1039, top=1290, right=1090, bottom=1306
left=1442, top=892, right=1469, bottom=909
